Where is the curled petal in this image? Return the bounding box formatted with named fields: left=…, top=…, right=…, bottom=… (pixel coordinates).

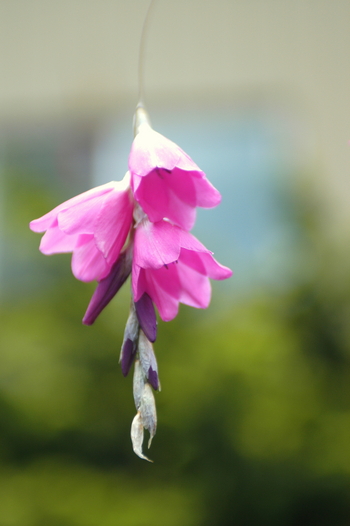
left=140, top=383, right=157, bottom=448
left=131, top=412, right=153, bottom=463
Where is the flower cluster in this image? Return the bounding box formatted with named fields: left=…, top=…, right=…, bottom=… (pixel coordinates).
left=30, top=105, right=232, bottom=460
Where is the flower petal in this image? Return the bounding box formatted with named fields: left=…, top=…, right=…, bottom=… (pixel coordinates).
left=39, top=220, right=80, bottom=255
left=71, top=235, right=109, bottom=282
left=129, top=125, right=182, bottom=175
left=192, top=176, right=222, bottom=208
left=132, top=264, right=180, bottom=322
left=129, top=125, right=221, bottom=230
left=133, top=170, right=196, bottom=230
left=177, top=259, right=212, bottom=309
left=29, top=182, right=115, bottom=233
left=94, top=186, right=133, bottom=263
left=134, top=220, right=181, bottom=269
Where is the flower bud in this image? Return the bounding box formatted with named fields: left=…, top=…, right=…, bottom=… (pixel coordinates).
left=133, top=359, right=145, bottom=410
left=83, top=249, right=132, bottom=325
left=131, top=412, right=153, bottom=463
left=119, top=303, right=139, bottom=377
left=138, top=330, right=160, bottom=391
left=135, top=292, right=157, bottom=342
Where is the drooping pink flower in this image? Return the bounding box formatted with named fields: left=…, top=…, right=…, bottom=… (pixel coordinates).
left=129, top=108, right=221, bottom=231
left=132, top=218, right=232, bottom=321
left=29, top=173, right=134, bottom=282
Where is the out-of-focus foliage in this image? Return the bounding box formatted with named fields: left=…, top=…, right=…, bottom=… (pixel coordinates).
left=0, top=169, right=350, bottom=526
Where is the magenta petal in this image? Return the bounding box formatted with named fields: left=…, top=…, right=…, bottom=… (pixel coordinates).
left=179, top=245, right=232, bottom=280
left=132, top=221, right=232, bottom=322
left=132, top=169, right=169, bottom=224
left=83, top=251, right=132, bottom=325
left=39, top=222, right=80, bottom=255
left=129, top=124, right=221, bottom=229
left=177, top=259, right=212, bottom=309
left=167, top=168, right=196, bottom=206
left=71, top=236, right=108, bottom=282
left=193, top=176, right=222, bottom=208
left=133, top=220, right=181, bottom=269
left=57, top=193, right=108, bottom=235
left=164, top=190, right=196, bottom=231
left=95, top=187, right=133, bottom=262
left=132, top=264, right=180, bottom=322
left=200, top=252, right=233, bottom=280
left=29, top=182, right=115, bottom=233
left=179, top=230, right=211, bottom=254
left=129, top=126, right=182, bottom=175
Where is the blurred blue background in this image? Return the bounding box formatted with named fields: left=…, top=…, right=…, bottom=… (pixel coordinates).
left=0, top=1, right=350, bottom=524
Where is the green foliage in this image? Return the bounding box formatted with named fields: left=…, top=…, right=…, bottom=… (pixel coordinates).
left=1, top=170, right=350, bottom=525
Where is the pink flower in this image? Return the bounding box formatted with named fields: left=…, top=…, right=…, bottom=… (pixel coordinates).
left=132, top=219, right=232, bottom=321
left=129, top=114, right=221, bottom=231
left=29, top=174, right=134, bottom=282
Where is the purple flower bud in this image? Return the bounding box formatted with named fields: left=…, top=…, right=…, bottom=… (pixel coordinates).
left=138, top=331, right=160, bottom=391
left=120, top=302, right=139, bottom=377
left=83, top=249, right=132, bottom=325
left=135, top=293, right=157, bottom=342
left=120, top=338, right=136, bottom=377
left=148, top=367, right=159, bottom=391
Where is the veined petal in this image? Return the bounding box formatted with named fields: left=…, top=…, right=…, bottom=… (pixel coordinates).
left=29, top=182, right=116, bottom=233
left=95, top=186, right=134, bottom=262
left=161, top=167, right=197, bottom=207
left=193, top=176, right=222, bottom=208
left=177, top=261, right=212, bottom=309
left=129, top=124, right=221, bottom=230
left=39, top=221, right=80, bottom=255
left=57, top=193, right=109, bottom=235
left=132, top=225, right=232, bottom=322
left=132, top=264, right=180, bottom=322
left=179, top=247, right=232, bottom=280
left=71, top=235, right=109, bottom=282
left=134, top=220, right=181, bottom=269
left=129, top=125, right=182, bottom=175
left=199, top=252, right=233, bottom=280
left=131, top=168, right=169, bottom=224
left=178, top=229, right=212, bottom=254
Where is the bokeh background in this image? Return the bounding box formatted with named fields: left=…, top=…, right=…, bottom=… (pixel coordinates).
left=1, top=1, right=350, bottom=524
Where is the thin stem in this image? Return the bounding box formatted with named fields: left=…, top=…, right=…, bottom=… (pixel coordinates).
left=138, top=0, right=156, bottom=107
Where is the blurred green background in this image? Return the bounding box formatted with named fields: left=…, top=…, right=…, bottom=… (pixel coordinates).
left=1, top=1, right=350, bottom=525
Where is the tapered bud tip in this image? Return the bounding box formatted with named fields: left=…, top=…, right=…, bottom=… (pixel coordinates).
left=148, top=366, right=159, bottom=391
left=135, top=293, right=157, bottom=343
left=83, top=251, right=131, bottom=325
left=121, top=338, right=136, bottom=377
left=133, top=104, right=152, bottom=137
